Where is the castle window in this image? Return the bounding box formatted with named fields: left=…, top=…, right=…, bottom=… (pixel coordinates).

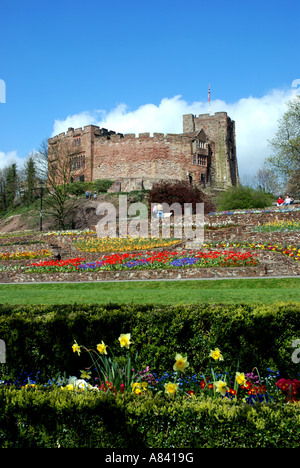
left=74, top=137, right=81, bottom=146
left=198, top=141, right=205, bottom=149
left=193, top=155, right=196, bottom=164
left=197, top=155, right=206, bottom=166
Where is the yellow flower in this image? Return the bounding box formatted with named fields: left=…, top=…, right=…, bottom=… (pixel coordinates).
left=61, top=384, right=74, bottom=391
left=118, top=333, right=132, bottom=349
left=80, top=370, right=91, bottom=380
left=214, top=380, right=229, bottom=396
left=164, top=382, right=179, bottom=395
left=97, top=340, right=107, bottom=355
left=209, top=348, right=224, bottom=361
left=235, top=372, right=247, bottom=386
left=173, top=354, right=189, bottom=373
left=132, top=382, right=148, bottom=394
left=72, top=341, right=81, bottom=355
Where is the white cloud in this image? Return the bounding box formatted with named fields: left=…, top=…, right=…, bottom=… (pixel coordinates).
left=51, top=88, right=298, bottom=178
left=0, top=150, right=25, bottom=170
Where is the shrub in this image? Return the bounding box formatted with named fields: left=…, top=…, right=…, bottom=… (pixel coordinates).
left=0, top=389, right=299, bottom=448
left=0, top=302, right=299, bottom=382
left=148, top=180, right=216, bottom=214
left=216, top=185, right=274, bottom=211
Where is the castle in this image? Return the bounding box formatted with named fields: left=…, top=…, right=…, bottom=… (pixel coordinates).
left=48, top=111, right=239, bottom=191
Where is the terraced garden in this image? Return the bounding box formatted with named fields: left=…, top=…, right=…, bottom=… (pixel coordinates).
left=0, top=206, right=299, bottom=448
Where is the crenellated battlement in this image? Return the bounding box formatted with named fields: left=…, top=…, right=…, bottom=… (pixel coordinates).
left=48, top=110, right=239, bottom=190
left=49, top=124, right=193, bottom=144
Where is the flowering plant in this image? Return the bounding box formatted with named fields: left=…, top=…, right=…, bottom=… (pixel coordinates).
left=72, top=334, right=141, bottom=393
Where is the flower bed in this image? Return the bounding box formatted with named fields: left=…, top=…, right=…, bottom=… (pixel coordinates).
left=203, top=242, right=300, bottom=262
left=73, top=236, right=181, bottom=253
left=255, top=220, right=300, bottom=232
left=2, top=335, right=298, bottom=406
left=21, top=250, right=259, bottom=273
left=0, top=249, right=52, bottom=261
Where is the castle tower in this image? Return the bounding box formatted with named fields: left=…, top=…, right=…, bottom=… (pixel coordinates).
left=183, top=112, right=239, bottom=189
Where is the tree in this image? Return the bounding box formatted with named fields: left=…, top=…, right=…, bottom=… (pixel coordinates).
left=33, top=138, right=83, bottom=230
left=0, top=169, right=7, bottom=212
left=267, top=96, right=300, bottom=196
left=5, top=163, right=18, bottom=208
left=24, top=155, right=37, bottom=205
left=251, top=165, right=282, bottom=195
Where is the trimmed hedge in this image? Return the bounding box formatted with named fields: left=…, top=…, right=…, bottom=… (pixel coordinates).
left=0, top=388, right=299, bottom=448
left=0, top=302, right=299, bottom=382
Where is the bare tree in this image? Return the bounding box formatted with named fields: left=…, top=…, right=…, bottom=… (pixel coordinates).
left=33, top=138, right=83, bottom=230
left=251, top=166, right=282, bottom=195
left=267, top=96, right=300, bottom=196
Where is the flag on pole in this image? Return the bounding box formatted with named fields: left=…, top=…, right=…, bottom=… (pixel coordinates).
left=208, top=84, right=211, bottom=102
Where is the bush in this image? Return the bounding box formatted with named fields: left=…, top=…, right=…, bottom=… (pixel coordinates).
left=216, top=185, right=274, bottom=211
left=0, top=389, right=299, bottom=448
left=0, top=302, right=299, bottom=382
left=93, top=179, right=113, bottom=193
left=67, top=180, right=113, bottom=196
left=149, top=180, right=216, bottom=214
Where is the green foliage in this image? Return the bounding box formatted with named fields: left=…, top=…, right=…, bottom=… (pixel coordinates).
left=67, top=179, right=113, bottom=196
left=0, top=388, right=299, bottom=448
left=24, top=157, right=37, bottom=205
left=0, top=302, right=299, bottom=382
left=5, top=163, right=18, bottom=208
left=216, top=185, right=274, bottom=211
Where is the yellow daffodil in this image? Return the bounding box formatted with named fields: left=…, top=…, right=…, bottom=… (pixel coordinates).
left=80, top=370, right=91, bottom=380
left=235, top=372, right=247, bottom=386
left=132, top=382, right=148, bottom=394
left=72, top=341, right=81, bottom=356
left=118, top=333, right=132, bottom=349
left=209, top=348, right=224, bottom=361
left=173, top=353, right=189, bottom=373
left=214, top=380, right=229, bottom=396
left=164, top=382, right=179, bottom=395
left=97, top=340, right=107, bottom=355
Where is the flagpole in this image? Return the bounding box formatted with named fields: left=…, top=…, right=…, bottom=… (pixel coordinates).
left=208, top=84, right=211, bottom=115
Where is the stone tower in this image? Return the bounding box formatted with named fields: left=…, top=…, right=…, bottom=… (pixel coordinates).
left=183, top=112, right=239, bottom=189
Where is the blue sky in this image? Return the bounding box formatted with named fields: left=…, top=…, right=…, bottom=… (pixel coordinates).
left=0, top=0, right=299, bottom=178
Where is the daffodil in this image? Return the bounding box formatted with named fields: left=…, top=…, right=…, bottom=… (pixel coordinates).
left=164, top=382, right=179, bottom=395
left=80, top=370, right=92, bottom=380
left=72, top=341, right=81, bottom=355
left=173, top=353, right=189, bottom=372
left=214, top=380, right=229, bottom=396
left=209, top=348, right=224, bottom=361
left=118, top=333, right=132, bottom=349
left=235, top=372, right=247, bottom=386
left=97, top=340, right=107, bottom=355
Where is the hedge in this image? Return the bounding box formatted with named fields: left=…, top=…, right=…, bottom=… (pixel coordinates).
left=0, top=388, right=299, bottom=448
left=0, top=302, right=299, bottom=382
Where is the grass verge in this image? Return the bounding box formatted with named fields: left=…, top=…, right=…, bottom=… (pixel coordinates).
left=0, top=277, right=299, bottom=305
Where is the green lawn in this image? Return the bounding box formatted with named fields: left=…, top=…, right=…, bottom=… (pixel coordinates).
left=0, top=277, right=299, bottom=305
